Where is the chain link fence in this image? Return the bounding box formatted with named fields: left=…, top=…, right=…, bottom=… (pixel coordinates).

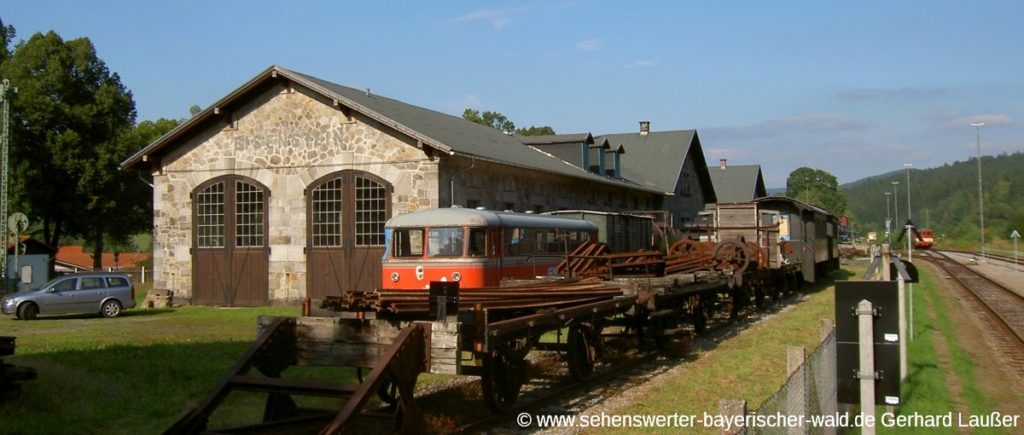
left=747, top=327, right=838, bottom=435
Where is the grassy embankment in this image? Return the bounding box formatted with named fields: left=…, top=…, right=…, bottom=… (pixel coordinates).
left=607, top=264, right=1013, bottom=434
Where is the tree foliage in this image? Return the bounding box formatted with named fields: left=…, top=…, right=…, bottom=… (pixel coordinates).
left=516, top=125, right=556, bottom=136
left=0, top=30, right=142, bottom=271
left=462, top=108, right=556, bottom=136
left=786, top=167, right=847, bottom=216
left=0, top=18, right=13, bottom=65
left=843, top=152, right=1024, bottom=245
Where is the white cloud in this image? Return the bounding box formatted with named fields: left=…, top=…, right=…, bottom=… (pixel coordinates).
left=448, top=7, right=532, bottom=30
left=625, top=59, right=658, bottom=69
left=576, top=38, right=603, bottom=52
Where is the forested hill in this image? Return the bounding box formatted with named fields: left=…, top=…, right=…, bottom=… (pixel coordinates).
left=842, top=151, right=1024, bottom=243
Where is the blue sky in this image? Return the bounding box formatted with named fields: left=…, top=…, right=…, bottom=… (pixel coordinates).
left=5, top=1, right=1023, bottom=186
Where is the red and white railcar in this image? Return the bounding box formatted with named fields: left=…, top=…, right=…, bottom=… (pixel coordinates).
left=382, top=208, right=597, bottom=289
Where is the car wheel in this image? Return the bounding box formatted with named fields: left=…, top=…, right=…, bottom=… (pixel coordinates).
left=18, top=303, right=39, bottom=320
left=101, top=300, right=122, bottom=318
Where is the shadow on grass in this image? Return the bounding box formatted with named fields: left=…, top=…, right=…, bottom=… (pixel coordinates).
left=0, top=340, right=359, bottom=434
left=10, top=307, right=174, bottom=322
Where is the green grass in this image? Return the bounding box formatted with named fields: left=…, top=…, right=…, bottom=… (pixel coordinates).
left=879, top=263, right=1006, bottom=434
left=1, top=303, right=312, bottom=434
left=606, top=273, right=843, bottom=434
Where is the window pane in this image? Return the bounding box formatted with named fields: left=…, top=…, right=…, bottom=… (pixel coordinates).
left=428, top=227, right=464, bottom=257
left=235, top=181, right=265, bottom=247
left=355, top=177, right=386, bottom=246
left=467, top=228, right=487, bottom=257
left=393, top=229, right=424, bottom=257
left=196, top=182, right=225, bottom=248
left=312, top=178, right=343, bottom=247
left=53, top=279, right=76, bottom=292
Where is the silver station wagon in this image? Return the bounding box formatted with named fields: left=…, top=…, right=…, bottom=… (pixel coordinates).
left=1, top=272, right=137, bottom=320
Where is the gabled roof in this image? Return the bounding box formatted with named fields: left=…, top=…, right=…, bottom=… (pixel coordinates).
left=122, top=66, right=658, bottom=193
left=55, top=246, right=150, bottom=270
left=707, top=164, right=767, bottom=202
left=523, top=131, right=717, bottom=201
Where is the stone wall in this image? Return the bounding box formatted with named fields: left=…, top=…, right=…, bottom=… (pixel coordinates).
left=152, top=83, right=439, bottom=303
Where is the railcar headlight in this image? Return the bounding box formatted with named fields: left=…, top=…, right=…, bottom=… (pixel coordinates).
left=390, top=272, right=400, bottom=283
left=452, top=271, right=462, bottom=282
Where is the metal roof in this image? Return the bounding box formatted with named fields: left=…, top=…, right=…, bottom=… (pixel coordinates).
left=122, top=66, right=658, bottom=193
left=707, top=164, right=767, bottom=202
left=523, top=131, right=717, bottom=201
left=386, top=207, right=598, bottom=232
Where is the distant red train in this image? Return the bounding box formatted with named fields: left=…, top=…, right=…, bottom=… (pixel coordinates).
left=915, top=228, right=934, bottom=249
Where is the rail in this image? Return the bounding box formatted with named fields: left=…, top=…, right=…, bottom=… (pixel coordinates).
left=919, top=251, right=1024, bottom=346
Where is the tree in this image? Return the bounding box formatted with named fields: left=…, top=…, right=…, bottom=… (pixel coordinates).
left=0, top=18, right=13, bottom=64
left=462, top=108, right=556, bottom=136
left=786, top=167, right=847, bottom=216
left=0, top=31, right=138, bottom=272
left=189, top=104, right=202, bottom=117
left=463, top=108, right=516, bottom=134
left=515, top=125, right=556, bottom=136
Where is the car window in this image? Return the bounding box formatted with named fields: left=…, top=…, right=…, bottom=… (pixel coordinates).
left=106, top=277, right=129, bottom=287
left=81, top=277, right=106, bottom=289
left=52, top=279, right=77, bottom=292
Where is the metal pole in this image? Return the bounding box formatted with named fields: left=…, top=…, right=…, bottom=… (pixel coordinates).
left=885, top=192, right=892, bottom=245
left=904, top=164, right=912, bottom=221
left=971, top=122, right=985, bottom=259
left=892, top=181, right=899, bottom=247
left=897, top=272, right=907, bottom=382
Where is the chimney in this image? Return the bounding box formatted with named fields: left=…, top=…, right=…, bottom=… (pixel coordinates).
left=639, top=121, right=650, bottom=136
left=719, top=159, right=727, bottom=170
left=580, top=133, right=595, bottom=172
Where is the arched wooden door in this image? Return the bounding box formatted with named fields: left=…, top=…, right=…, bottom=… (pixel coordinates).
left=307, top=171, right=392, bottom=299
left=192, top=176, right=269, bottom=306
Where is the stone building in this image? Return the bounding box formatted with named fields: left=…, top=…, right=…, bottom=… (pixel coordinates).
left=122, top=66, right=678, bottom=305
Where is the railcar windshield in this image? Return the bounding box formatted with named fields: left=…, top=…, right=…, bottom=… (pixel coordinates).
left=429, top=227, right=464, bottom=257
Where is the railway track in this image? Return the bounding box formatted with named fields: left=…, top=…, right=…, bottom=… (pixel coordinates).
left=917, top=250, right=1024, bottom=377
left=449, top=297, right=780, bottom=433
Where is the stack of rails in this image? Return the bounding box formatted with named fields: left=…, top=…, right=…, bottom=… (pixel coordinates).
left=324, top=277, right=625, bottom=315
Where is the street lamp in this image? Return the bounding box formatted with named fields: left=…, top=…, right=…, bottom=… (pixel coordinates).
left=885, top=191, right=892, bottom=244
left=904, top=164, right=912, bottom=222
left=971, top=122, right=985, bottom=258
left=892, top=181, right=900, bottom=239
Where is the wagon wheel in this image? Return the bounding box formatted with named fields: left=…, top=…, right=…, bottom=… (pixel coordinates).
left=668, top=238, right=703, bottom=257
left=713, top=240, right=751, bottom=273
left=481, top=348, right=529, bottom=413
left=567, top=323, right=598, bottom=381
left=746, top=242, right=767, bottom=270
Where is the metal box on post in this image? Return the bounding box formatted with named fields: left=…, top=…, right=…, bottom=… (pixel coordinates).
left=835, top=280, right=902, bottom=405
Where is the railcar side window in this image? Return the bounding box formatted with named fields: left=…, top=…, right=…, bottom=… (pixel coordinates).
left=393, top=229, right=424, bottom=257
left=467, top=228, right=487, bottom=257
left=429, top=227, right=464, bottom=257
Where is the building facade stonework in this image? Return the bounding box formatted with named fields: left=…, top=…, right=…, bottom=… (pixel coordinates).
left=152, top=83, right=439, bottom=303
